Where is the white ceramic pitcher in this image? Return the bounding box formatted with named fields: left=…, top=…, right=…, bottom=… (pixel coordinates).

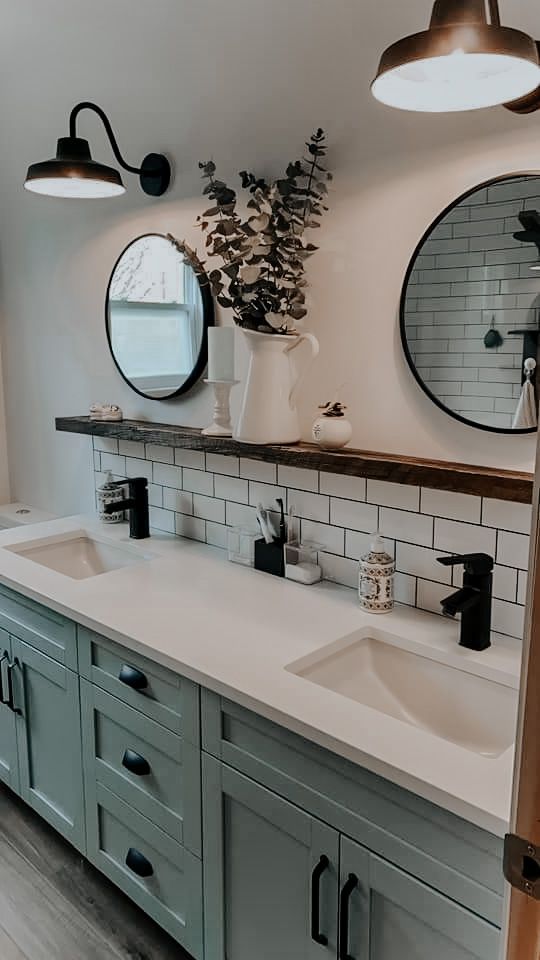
left=234, top=329, right=320, bottom=444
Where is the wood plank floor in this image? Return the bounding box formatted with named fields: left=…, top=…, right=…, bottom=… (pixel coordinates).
left=0, top=783, right=191, bottom=960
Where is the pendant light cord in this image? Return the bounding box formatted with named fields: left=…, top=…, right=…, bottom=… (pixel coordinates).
left=69, top=102, right=144, bottom=176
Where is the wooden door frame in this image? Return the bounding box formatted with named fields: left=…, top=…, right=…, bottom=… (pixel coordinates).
left=504, top=437, right=540, bottom=959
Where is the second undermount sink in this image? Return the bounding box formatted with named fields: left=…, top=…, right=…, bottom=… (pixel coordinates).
left=287, top=630, right=518, bottom=758
left=5, top=530, right=150, bottom=580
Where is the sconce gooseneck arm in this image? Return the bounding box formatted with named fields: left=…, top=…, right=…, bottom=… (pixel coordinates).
left=69, top=102, right=144, bottom=176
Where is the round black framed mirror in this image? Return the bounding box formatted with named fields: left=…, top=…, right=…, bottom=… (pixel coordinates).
left=106, top=233, right=214, bottom=400
left=400, top=174, right=540, bottom=434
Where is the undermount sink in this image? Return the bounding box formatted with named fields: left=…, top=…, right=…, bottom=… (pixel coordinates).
left=5, top=531, right=150, bottom=580
left=287, top=631, right=518, bottom=758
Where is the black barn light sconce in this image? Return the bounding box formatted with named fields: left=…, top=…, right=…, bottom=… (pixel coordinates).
left=24, top=101, right=171, bottom=199
left=372, top=0, right=540, bottom=113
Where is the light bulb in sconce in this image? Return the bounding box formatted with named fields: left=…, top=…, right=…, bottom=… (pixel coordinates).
left=25, top=102, right=171, bottom=199
left=371, top=0, right=540, bottom=113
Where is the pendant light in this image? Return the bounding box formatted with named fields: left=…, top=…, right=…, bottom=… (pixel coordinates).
left=371, top=0, right=540, bottom=113
left=25, top=102, right=171, bottom=199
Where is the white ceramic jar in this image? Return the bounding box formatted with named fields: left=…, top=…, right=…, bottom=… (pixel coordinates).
left=312, top=414, right=352, bottom=450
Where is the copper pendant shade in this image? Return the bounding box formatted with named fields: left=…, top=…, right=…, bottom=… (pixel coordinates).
left=372, top=0, right=540, bottom=112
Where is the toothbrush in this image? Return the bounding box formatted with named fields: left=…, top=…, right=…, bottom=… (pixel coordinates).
left=256, top=504, right=274, bottom=544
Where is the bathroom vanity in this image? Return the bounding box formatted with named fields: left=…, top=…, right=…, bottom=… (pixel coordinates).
left=0, top=517, right=519, bottom=960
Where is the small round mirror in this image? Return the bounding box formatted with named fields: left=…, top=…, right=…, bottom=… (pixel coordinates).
left=106, top=233, right=214, bottom=400
left=401, top=175, right=540, bottom=434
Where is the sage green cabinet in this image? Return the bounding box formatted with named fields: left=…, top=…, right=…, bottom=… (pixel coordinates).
left=203, top=755, right=339, bottom=960
left=339, top=836, right=500, bottom=960
left=11, top=636, right=85, bottom=851
left=0, top=627, right=19, bottom=793
left=202, top=758, right=501, bottom=960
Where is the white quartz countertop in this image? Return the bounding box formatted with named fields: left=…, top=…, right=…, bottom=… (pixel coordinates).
left=0, top=516, right=521, bottom=837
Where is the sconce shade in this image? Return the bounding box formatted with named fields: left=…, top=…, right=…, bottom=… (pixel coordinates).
left=24, top=137, right=126, bottom=198
left=372, top=0, right=540, bottom=112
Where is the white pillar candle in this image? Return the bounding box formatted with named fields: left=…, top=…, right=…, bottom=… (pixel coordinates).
left=207, top=326, right=235, bottom=381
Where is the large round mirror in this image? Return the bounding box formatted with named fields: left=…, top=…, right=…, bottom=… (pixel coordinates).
left=106, top=233, right=214, bottom=400
left=401, top=175, right=540, bottom=434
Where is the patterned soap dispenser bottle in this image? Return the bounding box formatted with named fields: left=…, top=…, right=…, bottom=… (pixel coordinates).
left=358, top=533, right=395, bottom=614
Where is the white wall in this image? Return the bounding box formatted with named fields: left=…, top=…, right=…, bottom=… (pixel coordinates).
left=0, top=0, right=539, bottom=516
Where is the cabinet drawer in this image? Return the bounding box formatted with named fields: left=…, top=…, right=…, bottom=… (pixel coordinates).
left=81, top=681, right=201, bottom=855
left=0, top=583, right=76, bottom=668
left=86, top=782, right=203, bottom=959
left=78, top=627, right=199, bottom=742
left=202, top=691, right=504, bottom=927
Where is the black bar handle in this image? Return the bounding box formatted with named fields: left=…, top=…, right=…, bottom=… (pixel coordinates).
left=122, top=749, right=151, bottom=777
left=311, top=855, right=330, bottom=945
left=7, top=661, right=21, bottom=715
left=119, top=664, right=148, bottom=691
left=339, top=873, right=358, bottom=960
left=125, top=847, right=154, bottom=878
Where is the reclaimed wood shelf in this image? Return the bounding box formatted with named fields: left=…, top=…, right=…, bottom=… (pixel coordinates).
left=56, top=416, right=534, bottom=503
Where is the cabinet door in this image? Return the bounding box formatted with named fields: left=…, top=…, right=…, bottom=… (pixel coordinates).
left=11, top=636, right=85, bottom=851
left=203, top=756, right=339, bottom=960
left=340, top=836, right=501, bottom=960
left=0, top=629, right=19, bottom=793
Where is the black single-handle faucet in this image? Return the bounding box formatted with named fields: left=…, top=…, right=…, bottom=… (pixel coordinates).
left=436, top=553, right=494, bottom=651
left=104, top=477, right=150, bottom=539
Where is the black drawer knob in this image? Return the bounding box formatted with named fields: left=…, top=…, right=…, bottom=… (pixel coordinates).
left=119, top=664, right=148, bottom=691
left=122, top=749, right=151, bottom=777
left=125, top=847, right=154, bottom=878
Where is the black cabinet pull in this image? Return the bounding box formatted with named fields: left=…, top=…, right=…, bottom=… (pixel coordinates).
left=122, top=749, right=151, bottom=777
left=311, top=854, right=330, bottom=945
left=119, top=664, right=148, bottom=691
left=339, top=873, right=358, bottom=960
left=125, top=847, right=154, bottom=878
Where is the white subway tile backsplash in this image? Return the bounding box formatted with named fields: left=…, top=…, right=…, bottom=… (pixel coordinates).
left=395, top=543, right=451, bottom=584
left=366, top=480, right=420, bottom=511
left=92, top=440, right=530, bottom=642
left=330, top=498, right=377, bottom=532
left=175, top=449, right=205, bottom=470
left=100, top=452, right=126, bottom=476
left=206, top=522, right=228, bottom=549
left=146, top=444, right=173, bottom=464
left=240, top=458, right=277, bottom=484
left=119, top=440, right=145, bottom=458
left=420, top=488, right=481, bottom=524
left=163, top=488, right=193, bottom=515
left=319, top=472, right=366, bottom=501
left=434, top=518, right=496, bottom=556
left=193, top=494, right=226, bottom=524
left=214, top=474, right=249, bottom=504
left=125, top=457, right=152, bottom=482
left=248, top=481, right=287, bottom=510
left=289, top=489, right=330, bottom=523
left=149, top=506, right=175, bottom=534
left=319, top=552, right=358, bottom=589
left=278, top=465, right=319, bottom=492
left=497, top=530, right=530, bottom=570
left=93, top=437, right=119, bottom=454
left=175, top=513, right=206, bottom=542
left=492, top=599, right=525, bottom=639
left=206, top=453, right=240, bottom=476
left=153, top=462, right=182, bottom=489
left=183, top=468, right=214, bottom=497
left=482, top=498, right=532, bottom=534
left=394, top=572, right=416, bottom=606
left=379, top=508, right=433, bottom=547
left=301, top=519, right=344, bottom=555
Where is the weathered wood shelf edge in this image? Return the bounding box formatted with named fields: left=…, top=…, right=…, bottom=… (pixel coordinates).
left=55, top=416, right=534, bottom=503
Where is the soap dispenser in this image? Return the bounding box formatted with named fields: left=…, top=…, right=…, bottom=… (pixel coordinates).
left=358, top=534, right=395, bottom=614
left=97, top=470, right=125, bottom=524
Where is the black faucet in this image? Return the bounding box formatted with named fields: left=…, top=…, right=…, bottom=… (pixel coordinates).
left=437, top=553, right=494, bottom=651
left=104, top=477, right=150, bottom=539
